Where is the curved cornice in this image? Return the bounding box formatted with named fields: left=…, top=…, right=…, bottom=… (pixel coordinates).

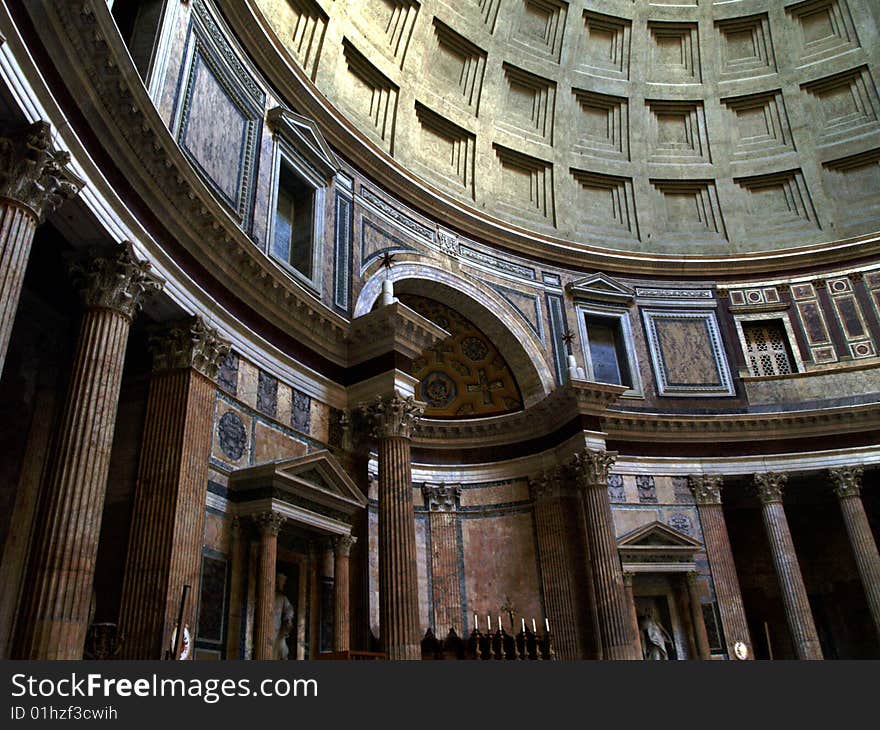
left=28, top=1, right=350, bottom=365
left=226, top=0, right=880, bottom=278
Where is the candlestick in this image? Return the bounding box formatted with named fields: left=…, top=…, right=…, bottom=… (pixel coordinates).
left=532, top=618, right=537, bottom=632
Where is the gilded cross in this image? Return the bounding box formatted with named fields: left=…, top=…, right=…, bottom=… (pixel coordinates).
left=467, top=369, right=503, bottom=405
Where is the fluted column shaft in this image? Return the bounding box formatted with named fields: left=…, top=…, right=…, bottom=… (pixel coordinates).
left=333, top=535, right=355, bottom=652
left=572, top=450, right=640, bottom=660
left=755, top=473, right=823, bottom=660
left=688, top=475, right=753, bottom=659
left=362, top=393, right=423, bottom=660
left=253, top=513, right=284, bottom=660
left=377, top=435, right=421, bottom=659
left=226, top=517, right=248, bottom=659
left=0, top=202, right=37, bottom=373
left=0, top=121, right=81, bottom=376
left=14, top=308, right=130, bottom=658
left=423, top=485, right=463, bottom=637
left=830, top=467, right=880, bottom=642
left=686, top=573, right=712, bottom=660
left=623, top=573, right=642, bottom=659
left=531, top=472, right=579, bottom=659
left=117, top=317, right=229, bottom=658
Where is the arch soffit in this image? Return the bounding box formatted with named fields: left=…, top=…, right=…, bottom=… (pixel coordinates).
left=353, top=263, right=555, bottom=406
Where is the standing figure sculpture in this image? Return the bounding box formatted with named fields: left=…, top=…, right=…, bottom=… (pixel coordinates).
left=639, top=606, right=673, bottom=660
left=273, top=573, right=295, bottom=660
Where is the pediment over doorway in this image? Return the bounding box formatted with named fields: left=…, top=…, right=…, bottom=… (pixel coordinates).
left=617, top=521, right=703, bottom=573
left=229, top=450, right=366, bottom=534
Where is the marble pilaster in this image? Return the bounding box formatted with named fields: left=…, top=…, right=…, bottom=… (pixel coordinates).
left=253, top=512, right=285, bottom=660
left=333, top=534, right=356, bottom=653
left=423, top=483, right=463, bottom=637
left=685, top=572, right=712, bottom=660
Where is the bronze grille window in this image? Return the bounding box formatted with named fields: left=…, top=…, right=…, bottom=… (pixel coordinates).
left=742, top=321, right=793, bottom=376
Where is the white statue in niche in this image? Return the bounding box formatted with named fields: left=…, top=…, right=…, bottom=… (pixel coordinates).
left=639, top=606, right=673, bottom=660
left=273, top=573, right=295, bottom=660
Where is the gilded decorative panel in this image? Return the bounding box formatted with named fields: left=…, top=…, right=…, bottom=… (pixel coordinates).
left=400, top=295, right=523, bottom=417
left=642, top=310, right=734, bottom=396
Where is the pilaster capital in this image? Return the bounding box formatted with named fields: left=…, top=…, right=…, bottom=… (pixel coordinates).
left=685, top=571, right=700, bottom=587
left=528, top=466, right=570, bottom=502
left=360, top=391, right=424, bottom=439
left=0, top=121, right=82, bottom=222
left=570, top=448, right=617, bottom=490
left=422, top=483, right=462, bottom=512
left=622, top=572, right=634, bottom=587
left=754, top=472, right=788, bottom=504
left=829, top=466, right=863, bottom=500
left=71, top=241, right=164, bottom=320
left=688, top=474, right=724, bottom=505
left=333, top=534, right=357, bottom=557
left=253, top=511, right=285, bottom=537
left=149, top=315, right=231, bottom=379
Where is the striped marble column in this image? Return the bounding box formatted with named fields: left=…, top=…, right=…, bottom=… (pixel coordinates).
left=530, top=467, right=580, bottom=659
left=754, top=472, right=823, bottom=660
left=688, top=474, right=753, bottom=659
left=422, top=484, right=463, bottom=637
left=333, top=534, right=356, bottom=653
left=685, top=572, right=712, bottom=660
left=117, top=316, right=230, bottom=658
left=0, top=121, right=81, bottom=376
left=13, top=241, right=163, bottom=659
left=253, top=512, right=285, bottom=660
left=225, top=516, right=248, bottom=659
left=571, top=449, right=640, bottom=660
left=361, top=392, right=424, bottom=660
left=829, top=466, right=880, bottom=642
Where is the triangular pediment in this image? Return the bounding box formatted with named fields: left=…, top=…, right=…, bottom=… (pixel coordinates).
left=617, top=521, right=703, bottom=550
left=566, top=273, right=635, bottom=304
left=266, top=107, right=340, bottom=182
left=273, top=450, right=367, bottom=509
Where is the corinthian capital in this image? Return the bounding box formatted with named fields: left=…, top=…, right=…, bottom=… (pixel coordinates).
left=333, top=534, right=357, bottom=557
left=71, top=241, right=164, bottom=319
left=360, top=391, right=424, bottom=439
left=422, top=483, right=462, bottom=512
left=529, top=466, right=569, bottom=502
left=829, top=466, right=863, bottom=499
left=253, top=512, right=285, bottom=536
left=570, top=449, right=617, bottom=489
left=754, top=472, right=787, bottom=504
left=0, top=121, right=82, bottom=221
left=149, top=315, right=231, bottom=379
left=688, top=474, right=724, bottom=505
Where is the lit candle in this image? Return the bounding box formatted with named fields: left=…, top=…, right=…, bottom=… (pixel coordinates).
left=545, top=618, right=550, bottom=632
left=474, top=613, right=478, bottom=631
left=532, top=618, right=537, bottom=633
left=498, top=615, right=502, bottom=631
left=487, top=614, right=491, bottom=632
left=521, top=618, right=526, bottom=633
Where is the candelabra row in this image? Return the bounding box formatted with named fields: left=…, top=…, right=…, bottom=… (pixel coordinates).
left=420, top=627, right=555, bottom=661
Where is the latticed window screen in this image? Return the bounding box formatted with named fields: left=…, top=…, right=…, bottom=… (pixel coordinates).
left=742, top=321, right=793, bottom=376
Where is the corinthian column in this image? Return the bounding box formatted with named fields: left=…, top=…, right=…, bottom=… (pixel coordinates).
left=117, top=316, right=230, bottom=658
left=571, top=449, right=639, bottom=660
left=0, top=121, right=82, bottom=375
left=333, top=534, right=356, bottom=653
left=253, top=512, right=285, bottom=660
left=754, top=472, right=823, bottom=660
left=13, top=241, right=163, bottom=659
left=829, top=466, right=880, bottom=642
left=361, top=392, right=424, bottom=660
left=530, top=467, right=580, bottom=659
left=688, top=474, right=753, bottom=659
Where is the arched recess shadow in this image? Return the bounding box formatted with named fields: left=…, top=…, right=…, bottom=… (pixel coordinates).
left=354, top=263, right=555, bottom=407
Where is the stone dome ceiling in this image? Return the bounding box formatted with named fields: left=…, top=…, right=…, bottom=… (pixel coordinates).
left=253, top=0, right=880, bottom=258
